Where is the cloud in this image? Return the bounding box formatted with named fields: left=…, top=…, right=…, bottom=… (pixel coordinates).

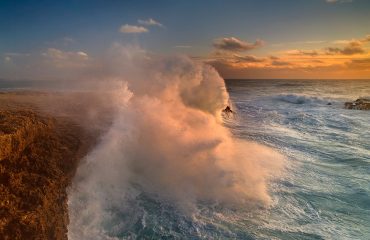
left=205, top=33, right=370, bottom=79
left=326, top=40, right=366, bottom=55
left=119, top=19, right=162, bottom=34
left=326, top=47, right=364, bottom=55
left=271, top=60, right=292, bottom=66
left=0, top=48, right=92, bottom=80
left=119, top=24, right=148, bottom=33
left=42, top=48, right=88, bottom=61
left=333, top=40, right=351, bottom=44
left=209, top=51, right=370, bottom=79
left=300, top=40, right=326, bottom=44
left=347, top=58, right=370, bottom=69
left=234, top=55, right=266, bottom=63
left=3, top=52, right=30, bottom=64
left=270, top=40, right=326, bottom=47
left=333, top=35, right=370, bottom=45
left=286, top=49, right=319, bottom=57
left=285, top=35, right=370, bottom=56
left=207, top=38, right=370, bottom=79
left=138, top=18, right=163, bottom=27
left=209, top=56, right=355, bottom=79
left=363, top=35, right=370, bottom=42
left=213, top=37, right=264, bottom=52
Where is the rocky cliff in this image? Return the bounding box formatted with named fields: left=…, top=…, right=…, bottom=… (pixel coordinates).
left=0, top=110, right=92, bottom=240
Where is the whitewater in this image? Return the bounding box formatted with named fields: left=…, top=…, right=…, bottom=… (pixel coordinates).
left=1, top=46, right=369, bottom=239
left=60, top=47, right=369, bottom=239
left=223, top=79, right=370, bottom=239
left=65, top=46, right=283, bottom=239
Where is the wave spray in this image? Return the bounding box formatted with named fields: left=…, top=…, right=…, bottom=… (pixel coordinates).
left=67, top=45, right=284, bottom=239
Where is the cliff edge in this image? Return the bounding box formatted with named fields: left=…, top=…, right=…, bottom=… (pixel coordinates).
left=0, top=110, right=91, bottom=240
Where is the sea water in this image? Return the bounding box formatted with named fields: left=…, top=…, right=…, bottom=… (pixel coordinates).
left=108, top=79, right=369, bottom=239
left=222, top=79, right=370, bottom=239
left=71, top=79, right=369, bottom=240
left=2, top=79, right=369, bottom=239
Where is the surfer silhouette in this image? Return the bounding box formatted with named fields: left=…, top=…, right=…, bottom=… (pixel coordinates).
left=222, top=106, right=234, bottom=116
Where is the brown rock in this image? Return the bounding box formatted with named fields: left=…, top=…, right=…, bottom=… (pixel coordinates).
left=344, top=98, right=370, bottom=110
left=0, top=110, right=92, bottom=240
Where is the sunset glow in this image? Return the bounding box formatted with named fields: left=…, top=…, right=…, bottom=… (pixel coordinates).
left=1, top=1, right=370, bottom=239
left=1, top=0, right=369, bottom=80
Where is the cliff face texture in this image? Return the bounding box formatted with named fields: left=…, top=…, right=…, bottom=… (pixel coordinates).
left=0, top=110, right=91, bottom=240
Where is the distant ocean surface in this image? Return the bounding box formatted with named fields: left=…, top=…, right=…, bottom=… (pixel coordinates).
left=2, top=79, right=369, bottom=239
left=0, top=79, right=54, bottom=90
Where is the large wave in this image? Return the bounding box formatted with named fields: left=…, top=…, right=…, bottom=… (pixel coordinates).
left=67, top=45, right=284, bottom=239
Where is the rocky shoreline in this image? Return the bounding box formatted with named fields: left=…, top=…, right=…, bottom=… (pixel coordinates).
left=0, top=110, right=93, bottom=240
left=0, top=91, right=111, bottom=240
left=344, top=98, right=370, bottom=110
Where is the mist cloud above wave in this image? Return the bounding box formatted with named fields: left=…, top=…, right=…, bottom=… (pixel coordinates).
left=67, top=44, right=284, bottom=239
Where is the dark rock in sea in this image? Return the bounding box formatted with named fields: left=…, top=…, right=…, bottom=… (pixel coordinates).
left=344, top=98, right=370, bottom=110
left=0, top=110, right=92, bottom=240
left=327, top=102, right=332, bottom=105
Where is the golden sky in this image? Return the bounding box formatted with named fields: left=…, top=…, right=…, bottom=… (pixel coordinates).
left=207, top=35, right=370, bottom=79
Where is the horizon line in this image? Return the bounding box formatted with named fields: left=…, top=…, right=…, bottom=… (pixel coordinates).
left=224, top=78, right=370, bottom=81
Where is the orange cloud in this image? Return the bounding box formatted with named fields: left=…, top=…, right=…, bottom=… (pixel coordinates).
left=286, top=50, right=319, bottom=57
left=207, top=34, right=370, bottom=79
left=213, top=37, right=264, bottom=52
left=234, top=55, right=267, bottom=63
left=326, top=40, right=365, bottom=55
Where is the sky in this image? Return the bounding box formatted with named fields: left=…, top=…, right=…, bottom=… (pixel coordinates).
left=1, top=0, right=370, bottom=80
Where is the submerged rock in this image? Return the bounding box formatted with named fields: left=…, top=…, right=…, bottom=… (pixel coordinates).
left=344, top=98, right=370, bottom=110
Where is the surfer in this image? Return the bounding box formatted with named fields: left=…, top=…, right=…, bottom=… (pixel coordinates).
left=222, top=106, right=234, bottom=115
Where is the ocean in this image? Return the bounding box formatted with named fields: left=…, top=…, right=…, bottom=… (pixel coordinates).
left=223, top=79, right=370, bottom=239
left=2, top=79, right=369, bottom=239
left=69, top=79, right=369, bottom=240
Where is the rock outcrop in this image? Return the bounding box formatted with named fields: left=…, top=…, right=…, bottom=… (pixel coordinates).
left=344, top=98, right=370, bottom=110
left=0, top=110, right=91, bottom=240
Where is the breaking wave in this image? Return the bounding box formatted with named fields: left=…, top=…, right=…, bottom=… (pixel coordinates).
left=276, top=94, right=327, bottom=105
left=67, top=45, right=284, bottom=239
